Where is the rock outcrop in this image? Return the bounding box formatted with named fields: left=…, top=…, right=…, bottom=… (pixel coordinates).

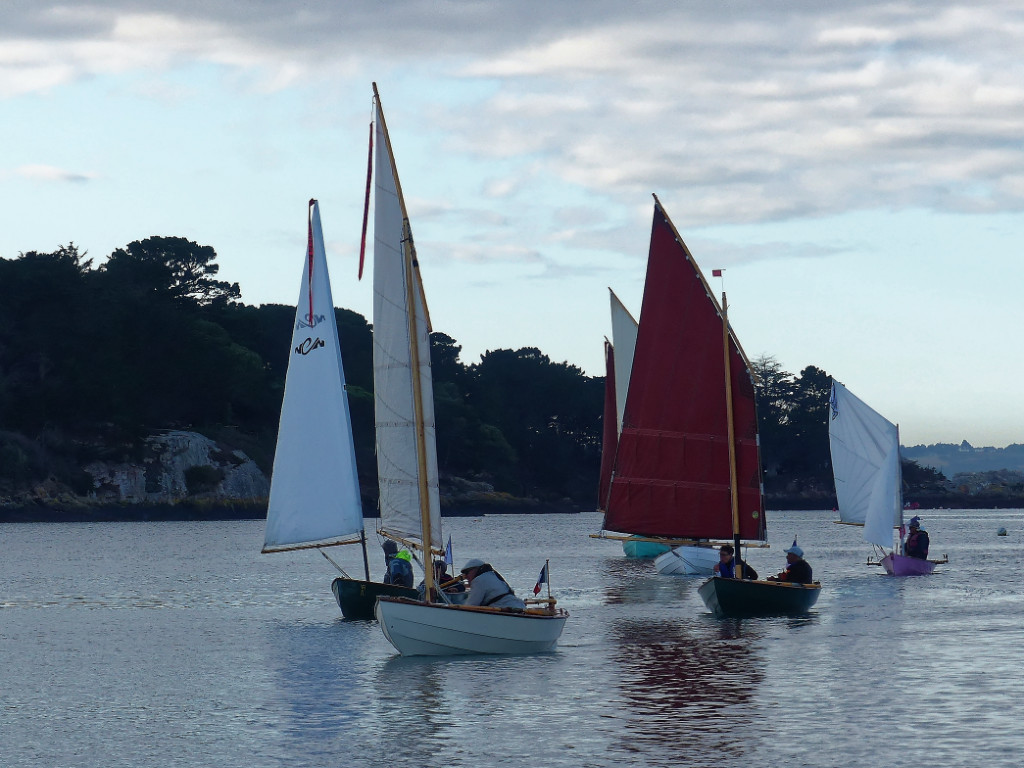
left=83, top=430, right=269, bottom=504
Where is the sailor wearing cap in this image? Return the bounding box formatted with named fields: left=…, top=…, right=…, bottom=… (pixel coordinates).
left=768, top=540, right=813, bottom=584
left=460, top=559, right=526, bottom=610
left=903, top=516, right=930, bottom=560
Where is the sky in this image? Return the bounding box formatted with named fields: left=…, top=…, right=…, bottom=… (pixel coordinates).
left=2, top=1, right=1023, bottom=448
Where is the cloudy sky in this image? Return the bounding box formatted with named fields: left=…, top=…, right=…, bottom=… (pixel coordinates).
left=3, top=1, right=1022, bottom=447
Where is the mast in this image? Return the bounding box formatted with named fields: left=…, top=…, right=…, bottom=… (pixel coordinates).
left=895, top=423, right=904, bottom=554
left=373, top=83, right=436, bottom=598
left=722, top=292, right=743, bottom=576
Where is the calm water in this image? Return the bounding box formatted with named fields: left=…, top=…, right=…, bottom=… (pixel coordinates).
left=2, top=509, right=1022, bottom=767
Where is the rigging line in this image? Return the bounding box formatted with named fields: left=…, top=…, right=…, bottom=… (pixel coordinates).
left=319, top=548, right=350, bottom=578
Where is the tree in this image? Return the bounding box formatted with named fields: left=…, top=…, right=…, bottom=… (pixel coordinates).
left=466, top=347, right=602, bottom=500
left=101, top=236, right=240, bottom=305
left=751, top=354, right=795, bottom=477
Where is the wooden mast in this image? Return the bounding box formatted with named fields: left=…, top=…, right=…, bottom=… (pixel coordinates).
left=721, top=292, right=743, bottom=577
left=373, top=82, right=436, bottom=599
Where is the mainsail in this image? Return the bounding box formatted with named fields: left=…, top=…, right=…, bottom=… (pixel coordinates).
left=263, top=200, right=364, bottom=552
left=603, top=198, right=766, bottom=542
left=371, top=86, right=443, bottom=553
left=828, top=379, right=903, bottom=548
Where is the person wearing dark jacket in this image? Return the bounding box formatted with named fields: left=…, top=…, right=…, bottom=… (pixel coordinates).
left=382, top=543, right=414, bottom=588
left=902, top=516, right=930, bottom=559
left=768, top=543, right=813, bottom=584
left=418, top=559, right=466, bottom=601
left=714, top=544, right=758, bottom=580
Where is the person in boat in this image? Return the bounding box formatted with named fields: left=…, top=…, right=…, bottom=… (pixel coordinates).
left=460, top=558, right=526, bottom=610
left=417, top=559, right=466, bottom=601
left=382, top=543, right=415, bottom=588
left=767, top=544, right=813, bottom=584
left=713, top=544, right=758, bottom=580
left=902, top=516, right=930, bottom=560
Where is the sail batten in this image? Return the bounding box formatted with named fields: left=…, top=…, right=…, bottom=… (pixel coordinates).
left=603, top=199, right=766, bottom=542
left=263, top=201, right=365, bottom=553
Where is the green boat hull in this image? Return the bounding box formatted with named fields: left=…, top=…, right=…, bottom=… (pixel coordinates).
left=698, top=576, right=821, bottom=617
left=331, top=577, right=418, bottom=620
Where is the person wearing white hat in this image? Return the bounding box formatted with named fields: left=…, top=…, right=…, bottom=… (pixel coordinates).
left=768, top=540, right=813, bottom=584
left=460, top=559, right=526, bottom=610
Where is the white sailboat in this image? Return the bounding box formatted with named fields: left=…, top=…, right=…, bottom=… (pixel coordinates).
left=828, top=379, right=944, bottom=576
left=262, top=201, right=418, bottom=611
left=368, top=83, right=567, bottom=655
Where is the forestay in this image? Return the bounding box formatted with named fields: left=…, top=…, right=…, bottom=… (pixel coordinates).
left=263, top=201, right=364, bottom=552
left=828, top=379, right=903, bottom=548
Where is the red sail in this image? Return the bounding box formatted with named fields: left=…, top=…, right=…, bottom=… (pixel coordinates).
left=603, top=199, right=766, bottom=541
left=597, top=339, right=617, bottom=511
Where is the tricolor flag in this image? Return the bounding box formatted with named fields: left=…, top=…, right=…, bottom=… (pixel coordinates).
left=533, top=563, right=548, bottom=595
left=712, top=268, right=723, bottom=277
left=444, top=535, right=453, bottom=567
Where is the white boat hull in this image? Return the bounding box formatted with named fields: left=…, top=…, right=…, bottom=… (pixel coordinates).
left=375, top=597, right=568, bottom=656
left=654, top=545, right=719, bottom=576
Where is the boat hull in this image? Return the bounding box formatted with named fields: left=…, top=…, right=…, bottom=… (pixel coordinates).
left=623, top=537, right=672, bottom=559
left=698, top=576, right=821, bottom=617
left=880, top=553, right=936, bottom=577
left=654, top=545, right=719, bottom=576
left=331, top=578, right=417, bottom=620
left=375, top=597, right=568, bottom=656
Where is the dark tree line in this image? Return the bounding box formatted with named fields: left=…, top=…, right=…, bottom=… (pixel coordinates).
left=751, top=354, right=947, bottom=502
left=0, top=239, right=944, bottom=509
left=0, top=240, right=602, bottom=505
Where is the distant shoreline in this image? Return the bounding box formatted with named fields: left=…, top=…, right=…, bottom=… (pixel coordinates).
left=4, top=494, right=1023, bottom=524
left=0, top=499, right=586, bottom=523
left=767, top=494, right=1024, bottom=511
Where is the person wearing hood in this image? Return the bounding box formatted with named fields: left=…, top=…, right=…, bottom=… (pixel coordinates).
left=902, top=516, right=930, bottom=560
left=382, top=542, right=414, bottom=588
left=460, top=559, right=526, bottom=610
left=768, top=543, right=813, bottom=584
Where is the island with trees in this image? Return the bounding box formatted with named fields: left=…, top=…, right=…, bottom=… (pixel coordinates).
left=1, top=239, right=1021, bottom=520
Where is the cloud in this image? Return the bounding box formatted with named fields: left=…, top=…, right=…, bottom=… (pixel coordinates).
left=3, top=1, right=1024, bottom=227
left=14, top=164, right=95, bottom=183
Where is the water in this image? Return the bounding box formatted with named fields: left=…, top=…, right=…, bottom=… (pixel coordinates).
left=2, top=509, right=1023, bottom=767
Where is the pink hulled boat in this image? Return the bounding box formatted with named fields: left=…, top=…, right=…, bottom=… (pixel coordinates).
left=829, top=380, right=946, bottom=576
left=880, top=552, right=935, bottom=577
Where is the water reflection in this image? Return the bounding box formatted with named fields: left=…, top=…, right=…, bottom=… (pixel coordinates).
left=607, top=617, right=765, bottom=762
left=600, top=556, right=693, bottom=606
left=261, top=618, right=384, bottom=762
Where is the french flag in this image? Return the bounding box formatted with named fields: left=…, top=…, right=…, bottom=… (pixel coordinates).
left=533, top=563, right=548, bottom=595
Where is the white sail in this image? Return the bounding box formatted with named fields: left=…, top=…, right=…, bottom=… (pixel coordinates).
left=828, top=379, right=903, bottom=549
left=609, top=289, right=638, bottom=435
left=263, top=201, right=364, bottom=552
left=372, top=97, right=442, bottom=552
